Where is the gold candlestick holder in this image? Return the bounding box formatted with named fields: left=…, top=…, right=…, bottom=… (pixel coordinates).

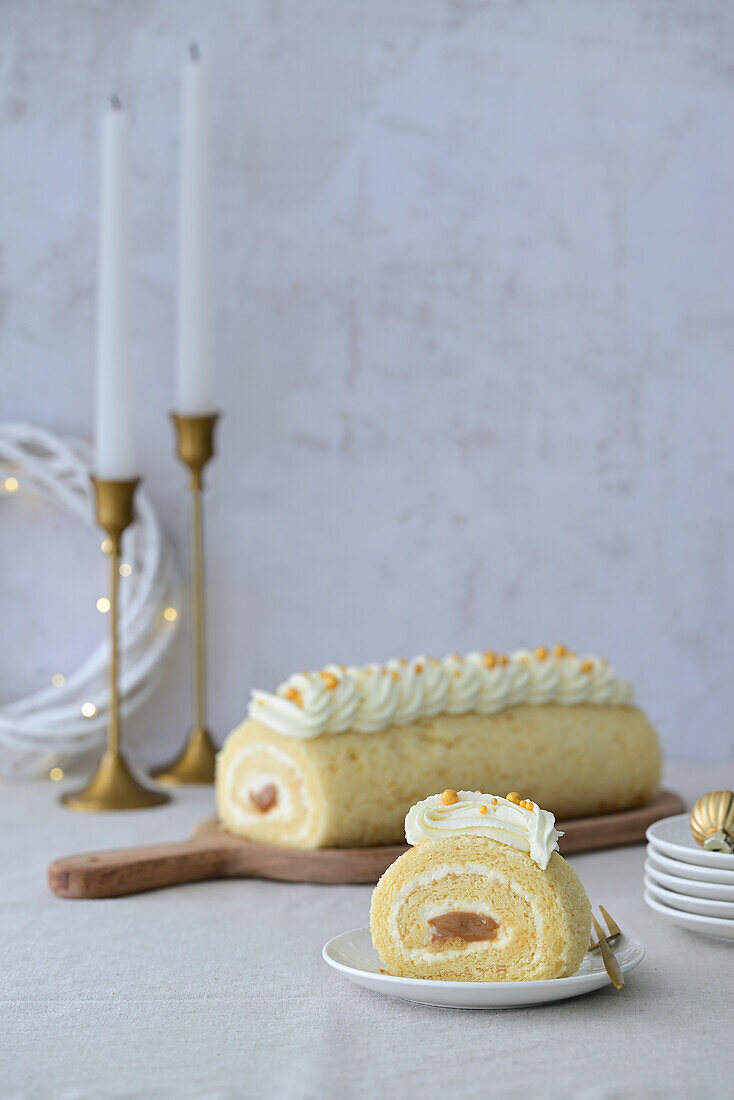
left=151, top=413, right=219, bottom=784
left=61, top=478, right=170, bottom=811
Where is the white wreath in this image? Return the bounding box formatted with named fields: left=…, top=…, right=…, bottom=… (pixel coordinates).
left=0, top=422, right=180, bottom=777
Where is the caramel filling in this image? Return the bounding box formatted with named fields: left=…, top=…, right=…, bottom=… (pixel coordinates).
left=250, top=783, right=278, bottom=813
left=427, top=911, right=500, bottom=943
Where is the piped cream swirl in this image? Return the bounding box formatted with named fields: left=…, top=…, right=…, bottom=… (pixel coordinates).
left=404, top=791, right=561, bottom=870
left=248, top=647, right=633, bottom=741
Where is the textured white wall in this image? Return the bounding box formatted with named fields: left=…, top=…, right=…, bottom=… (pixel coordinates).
left=2, top=0, right=733, bottom=762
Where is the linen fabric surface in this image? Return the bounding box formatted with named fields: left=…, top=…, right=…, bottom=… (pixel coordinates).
left=2, top=761, right=732, bottom=1100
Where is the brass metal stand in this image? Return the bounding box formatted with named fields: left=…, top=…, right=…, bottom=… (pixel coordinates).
left=151, top=413, right=219, bottom=784
left=61, top=478, right=169, bottom=811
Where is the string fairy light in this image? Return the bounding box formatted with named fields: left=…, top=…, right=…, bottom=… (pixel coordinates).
left=0, top=423, right=181, bottom=777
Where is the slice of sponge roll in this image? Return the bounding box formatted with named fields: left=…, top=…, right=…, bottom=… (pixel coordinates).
left=370, top=791, right=591, bottom=981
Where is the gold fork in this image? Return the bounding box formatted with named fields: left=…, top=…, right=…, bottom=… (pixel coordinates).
left=589, top=904, right=622, bottom=951
left=589, top=908, right=624, bottom=990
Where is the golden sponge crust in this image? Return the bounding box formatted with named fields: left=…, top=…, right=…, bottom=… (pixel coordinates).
left=216, top=703, right=661, bottom=848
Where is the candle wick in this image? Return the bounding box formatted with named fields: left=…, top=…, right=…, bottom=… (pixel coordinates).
left=188, top=42, right=200, bottom=61
left=110, top=94, right=121, bottom=110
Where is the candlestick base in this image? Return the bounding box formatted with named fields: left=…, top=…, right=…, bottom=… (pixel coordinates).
left=150, top=726, right=216, bottom=785
left=60, top=749, right=170, bottom=812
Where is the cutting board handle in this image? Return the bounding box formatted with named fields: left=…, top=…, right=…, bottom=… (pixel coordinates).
left=48, top=836, right=234, bottom=899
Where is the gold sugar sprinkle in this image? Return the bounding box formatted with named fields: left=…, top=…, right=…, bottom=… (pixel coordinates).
left=535, top=646, right=548, bottom=661
left=498, top=654, right=509, bottom=666
left=491, top=797, right=498, bottom=805
left=483, top=651, right=496, bottom=669
left=415, top=663, right=424, bottom=674
left=479, top=805, right=488, bottom=815
left=391, top=669, right=400, bottom=681
left=320, top=671, right=339, bottom=690
left=283, top=687, right=303, bottom=708
left=441, top=789, right=459, bottom=806
left=580, top=659, right=594, bottom=673
left=506, top=791, right=521, bottom=805
left=552, top=644, right=567, bottom=658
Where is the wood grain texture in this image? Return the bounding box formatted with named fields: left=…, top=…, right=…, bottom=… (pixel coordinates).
left=48, top=789, right=684, bottom=898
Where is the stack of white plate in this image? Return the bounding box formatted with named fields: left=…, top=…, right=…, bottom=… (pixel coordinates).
left=645, top=814, right=734, bottom=940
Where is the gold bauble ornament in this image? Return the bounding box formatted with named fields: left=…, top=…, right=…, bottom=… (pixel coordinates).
left=689, top=790, right=734, bottom=854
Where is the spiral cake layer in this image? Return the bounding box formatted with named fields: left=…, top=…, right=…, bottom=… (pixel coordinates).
left=369, top=834, right=591, bottom=981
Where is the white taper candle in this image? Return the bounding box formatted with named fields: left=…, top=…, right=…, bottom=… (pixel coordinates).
left=94, top=96, right=135, bottom=479
left=176, top=44, right=213, bottom=414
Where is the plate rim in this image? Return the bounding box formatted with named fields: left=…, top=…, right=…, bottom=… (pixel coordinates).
left=644, top=859, right=734, bottom=899
left=322, top=925, right=646, bottom=992
left=643, top=874, right=734, bottom=918
left=646, top=846, right=734, bottom=883
left=644, top=889, right=734, bottom=934
left=646, top=815, right=734, bottom=868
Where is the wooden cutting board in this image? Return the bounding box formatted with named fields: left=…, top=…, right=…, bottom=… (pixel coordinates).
left=48, top=788, right=684, bottom=899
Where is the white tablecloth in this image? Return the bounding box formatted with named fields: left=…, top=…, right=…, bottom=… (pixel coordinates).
left=2, top=760, right=733, bottom=1100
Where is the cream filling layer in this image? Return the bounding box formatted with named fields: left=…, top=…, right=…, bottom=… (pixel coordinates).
left=387, top=863, right=543, bottom=967
left=224, top=744, right=311, bottom=839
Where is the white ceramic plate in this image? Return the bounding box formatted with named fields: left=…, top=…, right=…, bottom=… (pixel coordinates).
left=646, top=815, right=734, bottom=869
left=644, top=874, right=734, bottom=918
left=644, top=890, right=734, bottom=940
left=646, top=846, right=734, bottom=885
left=322, top=926, right=645, bottom=1009
left=644, top=859, right=734, bottom=901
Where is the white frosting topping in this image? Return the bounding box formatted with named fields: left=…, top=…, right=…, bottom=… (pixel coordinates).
left=248, top=647, right=633, bottom=741
left=404, top=791, right=561, bottom=870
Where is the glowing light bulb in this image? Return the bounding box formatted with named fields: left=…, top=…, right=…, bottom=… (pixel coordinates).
left=119, top=562, right=132, bottom=577
left=163, top=607, right=178, bottom=622
left=81, top=702, right=97, bottom=718
left=51, top=673, right=66, bottom=688
left=96, top=597, right=111, bottom=613
left=49, top=767, right=64, bottom=782
left=4, top=476, right=19, bottom=492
